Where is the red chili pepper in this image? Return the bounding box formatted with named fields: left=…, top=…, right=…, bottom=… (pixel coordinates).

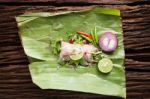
left=69, top=39, right=74, bottom=44
left=77, top=31, right=92, bottom=39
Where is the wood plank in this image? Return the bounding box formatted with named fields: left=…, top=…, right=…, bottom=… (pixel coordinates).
left=0, top=0, right=149, bottom=5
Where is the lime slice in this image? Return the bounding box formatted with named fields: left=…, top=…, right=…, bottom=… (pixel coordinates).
left=98, top=58, right=113, bottom=73
left=70, top=52, right=83, bottom=60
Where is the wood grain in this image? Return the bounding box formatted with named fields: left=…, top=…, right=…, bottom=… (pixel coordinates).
left=0, top=1, right=150, bottom=99
left=0, top=0, right=149, bottom=5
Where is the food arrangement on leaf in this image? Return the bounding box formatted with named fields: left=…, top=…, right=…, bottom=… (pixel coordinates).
left=16, top=7, right=126, bottom=98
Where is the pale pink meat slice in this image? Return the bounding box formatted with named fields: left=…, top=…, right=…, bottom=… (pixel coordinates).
left=59, top=41, right=98, bottom=62
left=82, top=44, right=98, bottom=62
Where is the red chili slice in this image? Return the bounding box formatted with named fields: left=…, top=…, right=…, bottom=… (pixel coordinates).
left=77, top=31, right=92, bottom=39
left=69, top=39, right=74, bottom=44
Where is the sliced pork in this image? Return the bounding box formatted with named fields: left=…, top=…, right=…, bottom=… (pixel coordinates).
left=60, top=41, right=98, bottom=62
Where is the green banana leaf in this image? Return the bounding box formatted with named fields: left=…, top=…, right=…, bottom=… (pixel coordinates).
left=16, top=7, right=126, bottom=98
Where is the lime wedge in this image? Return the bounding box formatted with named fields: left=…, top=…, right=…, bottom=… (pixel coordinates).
left=70, top=52, right=83, bottom=61
left=98, top=58, right=113, bottom=73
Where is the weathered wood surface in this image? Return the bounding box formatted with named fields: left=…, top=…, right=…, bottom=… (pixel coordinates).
left=0, top=0, right=150, bottom=99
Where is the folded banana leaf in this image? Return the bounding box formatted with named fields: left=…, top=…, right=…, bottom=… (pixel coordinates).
left=16, top=7, right=126, bottom=98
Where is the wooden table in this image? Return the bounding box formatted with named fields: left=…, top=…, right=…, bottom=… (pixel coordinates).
left=0, top=0, right=150, bottom=99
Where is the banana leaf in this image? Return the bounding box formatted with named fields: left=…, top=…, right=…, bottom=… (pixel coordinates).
left=16, top=7, right=126, bottom=98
